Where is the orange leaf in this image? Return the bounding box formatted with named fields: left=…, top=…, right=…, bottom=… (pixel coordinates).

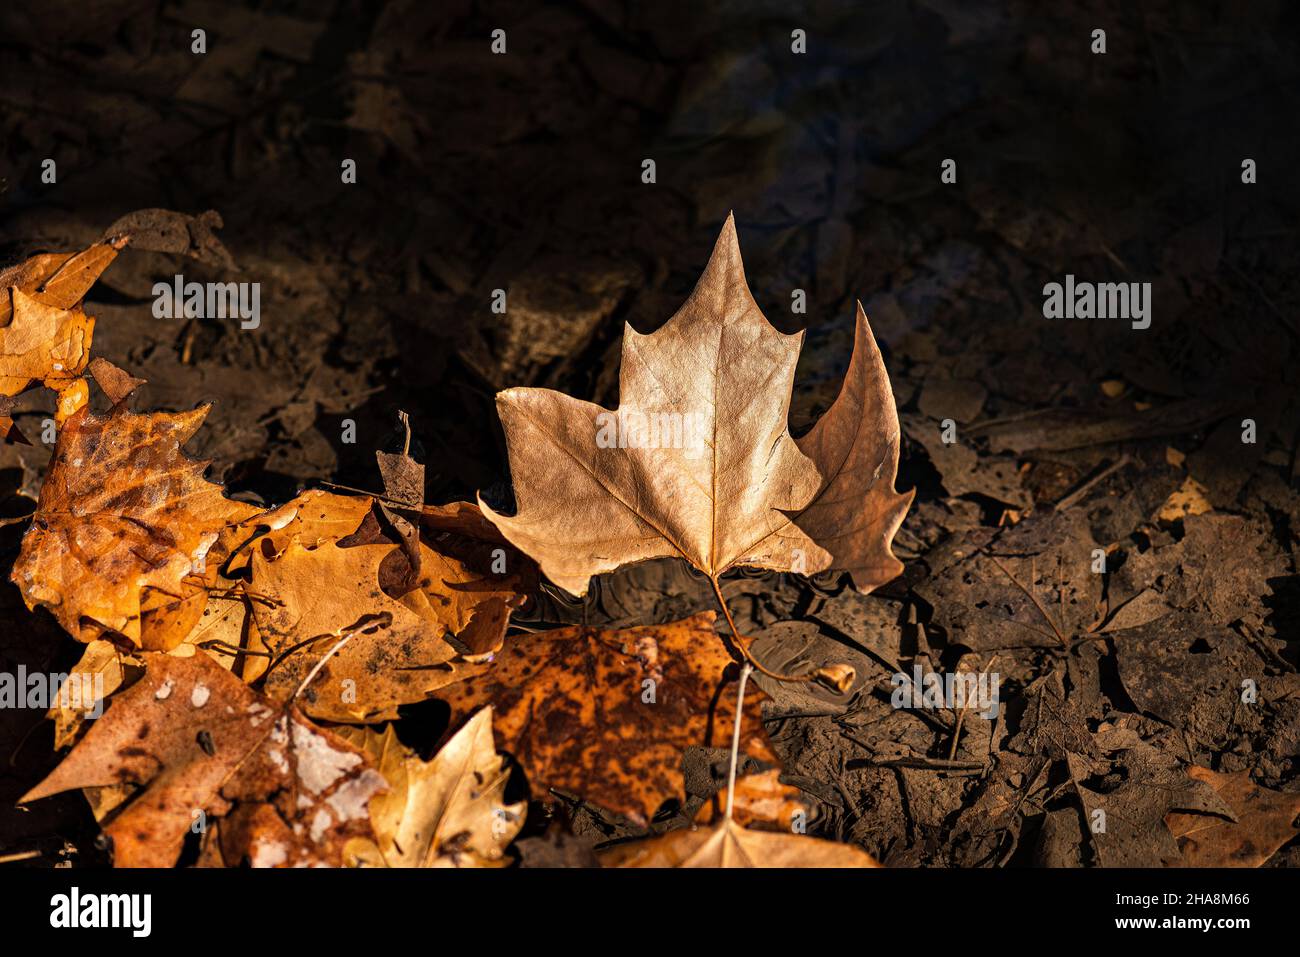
left=20, top=653, right=386, bottom=868
left=436, top=612, right=774, bottom=825
left=13, top=402, right=261, bottom=646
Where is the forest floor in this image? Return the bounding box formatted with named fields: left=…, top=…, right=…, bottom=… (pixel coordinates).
left=0, top=0, right=1297, bottom=867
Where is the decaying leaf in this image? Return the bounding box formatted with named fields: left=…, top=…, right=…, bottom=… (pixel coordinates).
left=436, top=612, right=775, bottom=824
left=100, top=208, right=235, bottom=270
left=0, top=237, right=124, bottom=326
left=1064, top=728, right=1235, bottom=867
left=0, top=288, right=95, bottom=396
left=385, top=537, right=526, bottom=658
left=240, top=488, right=375, bottom=565
left=88, top=356, right=147, bottom=405
left=341, top=707, right=525, bottom=867
left=48, top=638, right=142, bottom=749
left=20, top=653, right=387, bottom=868
left=13, top=401, right=261, bottom=645
left=695, top=768, right=808, bottom=830
left=1155, top=475, right=1212, bottom=523
left=1166, top=766, right=1300, bottom=867
left=250, top=541, right=479, bottom=721
left=599, top=818, right=880, bottom=867
left=480, top=214, right=912, bottom=597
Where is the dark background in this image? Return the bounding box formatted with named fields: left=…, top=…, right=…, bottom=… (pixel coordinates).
left=1, top=0, right=1297, bottom=866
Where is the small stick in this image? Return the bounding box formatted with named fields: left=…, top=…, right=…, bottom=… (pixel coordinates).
left=398, top=410, right=411, bottom=456
left=1054, top=454, right=1132, bottom=511
left=317, top=480, right=414, bottom=509
left=0, top=849, right=41, bottom=864
left=948, top=655, right=998, bottom=760
left=723, top=663, right=754, bottom=824
left=990, top=556, right=1067, bottom=645
left=292, top=627, right=361, bottom=701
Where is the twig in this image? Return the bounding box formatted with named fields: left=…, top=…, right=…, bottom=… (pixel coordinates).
left=867, top=756, right=986, bottom=772
left=0, top=849, right=41, bottom=864
left=990, top=556, right=1068, bottom=645
left=948, top=655, right=998, bottom=760
left=1053, top=454, right=1132, bottom=511
left=292, top=627, right=362, bottom=701
left=317, top=480, right=414, bottom=509
left=723, top=663, right=753, bottom=824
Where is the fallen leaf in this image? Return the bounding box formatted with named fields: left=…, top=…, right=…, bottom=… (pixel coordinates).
left=436, top=612, right=774, bottom=824
left=250, top=541, right=477, bottom=721
left=100, top=208, right=235, bottom=270
left=599, top=818, right=880, bottom=867
left=695, top=768, right=808, bottom=829
left=1166, top=766, right=1300, bottom=867
left=20, top=653, right=387, bottom=868
left=13, top=401, right=261, bottom=646
left=479, top=214, right=912, bottom=597
left=327, top=494, right=529, bottom=657
left=0, top=288, right=94, bottom=395
left=340, top=707, right=525, bottom=867
left=88, top=356, right=146, bottom=404
left=1065, top=729, right=1235, bottom=867
left=48, top=639, right=141, bottom=749
left=1155, top=476, right=1212, bottom=523
left=385, top=538, right=525, bottom=657
left=238, top=488, right=375, bottom=567
left=0, top=237, right=124, bottom=326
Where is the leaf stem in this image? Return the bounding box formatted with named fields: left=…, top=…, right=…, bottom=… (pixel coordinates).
left=707, top=574, right=814, bottom=684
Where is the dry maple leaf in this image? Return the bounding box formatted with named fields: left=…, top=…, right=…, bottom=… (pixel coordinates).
left=13, top=401, right=262, bottom=646
left=339, top=707, right=525, bottom=867
left=250, top=541, right=482, bottom=721
left=1166, top=765, right=1300, bottom=867
left=479, top=213, right=912, bottom=598
left=599, top=818, right=881, bottom=868
left=233, top=488, right=375, bottom=568
left=0, top=237, right=124, bottom=326
left=319, top=492, right=530, bottom=657
left=435, top=612, right=774, bottom=825
left=20, top=653, right=387, bottom=868
left=0, top=288, right=95, bottom=396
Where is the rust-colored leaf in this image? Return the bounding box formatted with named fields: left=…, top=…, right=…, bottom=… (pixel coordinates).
left=1166, top=765, right=1300, bottom=867
left=0, top=237, right=124, bottom=326
left=0, top=288, right=94, bottom=396
left=436, top=612, right=774, bottom=825
left=88, top=356, right=146, bottom=405
left=696, top=768, right=808, bottom=830
left=12, top=401, right=261, bottom=646
left=19, top=653, right=386, bottom=868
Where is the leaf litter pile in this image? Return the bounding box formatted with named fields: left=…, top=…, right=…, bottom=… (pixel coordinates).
left=3, top=207, right=1296, bottom=870
left=2, top=3, right=1299, bottom=872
